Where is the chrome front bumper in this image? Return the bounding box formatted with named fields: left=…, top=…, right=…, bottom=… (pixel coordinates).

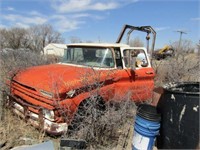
left=7, top=96, right=68, bottom=135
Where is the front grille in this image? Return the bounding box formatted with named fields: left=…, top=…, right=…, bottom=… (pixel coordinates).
left=11, top=80, right=54, bottom=109
left=13, top=80, right=36, bottom=91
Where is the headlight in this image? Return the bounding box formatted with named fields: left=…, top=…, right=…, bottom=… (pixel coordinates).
left=43, top=109, right=55, bottom=121
left=66, top=90, right=76, bottom=98
left=40, top=90, right=53, bottom=98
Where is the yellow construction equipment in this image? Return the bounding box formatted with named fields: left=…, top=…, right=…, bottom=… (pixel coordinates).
left=153, top=45, right=174, bottom=60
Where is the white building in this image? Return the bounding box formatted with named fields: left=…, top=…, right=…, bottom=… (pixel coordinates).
left=43, top=43, right=67, bottom=56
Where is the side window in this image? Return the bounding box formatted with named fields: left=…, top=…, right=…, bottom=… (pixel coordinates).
left=123, top=49, right=148, bottom=68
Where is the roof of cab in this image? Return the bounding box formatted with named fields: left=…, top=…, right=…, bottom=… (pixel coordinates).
left=67, top=43, right=130, bottom=48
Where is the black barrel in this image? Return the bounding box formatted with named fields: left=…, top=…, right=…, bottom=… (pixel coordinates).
left=157, top=82, right=199, bottom=149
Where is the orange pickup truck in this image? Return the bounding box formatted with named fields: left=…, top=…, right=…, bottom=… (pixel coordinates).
left=7, top=25, right=156, bottom=135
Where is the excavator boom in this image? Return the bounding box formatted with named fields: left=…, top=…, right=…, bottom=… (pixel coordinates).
left=116, top=24, right=156, bottom=56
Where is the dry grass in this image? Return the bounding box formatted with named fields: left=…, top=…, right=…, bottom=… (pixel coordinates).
left=152, top=52, right=200, bottom=86
left=0, top=110, right=46, bottom=149
left=0, top=101, right=136, bottom=150
left=66, top=100, right=136, bottom=149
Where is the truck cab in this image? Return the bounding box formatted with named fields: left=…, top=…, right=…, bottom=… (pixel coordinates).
left=63, top=43, right=155, bottom=101
left=7, top=25, right=156, bottom=135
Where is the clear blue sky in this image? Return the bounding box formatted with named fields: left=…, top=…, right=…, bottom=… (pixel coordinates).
left=0, top=0, right=199, bottom=48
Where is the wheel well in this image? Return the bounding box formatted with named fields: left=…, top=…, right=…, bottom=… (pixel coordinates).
left=78, top=95, right=106, bottom=111
left=69, top=95, right=106, bottom=131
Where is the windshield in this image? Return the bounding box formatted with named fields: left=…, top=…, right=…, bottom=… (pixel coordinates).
left=62, top=47, right=115, bottom=68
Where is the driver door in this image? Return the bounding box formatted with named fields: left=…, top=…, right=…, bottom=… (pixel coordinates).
left=114, top=48, right=155, bottom=102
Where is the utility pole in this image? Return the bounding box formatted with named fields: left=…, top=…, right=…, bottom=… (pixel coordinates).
left=176, top=30, right=187, bottom=50
left=175, top=30, right=187, bottom=56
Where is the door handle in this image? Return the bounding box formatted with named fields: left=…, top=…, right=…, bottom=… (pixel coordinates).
left=146, top=71, right=154, bottom=75
left=112, top=77, right=121, bottom=82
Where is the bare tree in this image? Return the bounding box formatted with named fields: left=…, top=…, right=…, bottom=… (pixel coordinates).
left=0, top=27, right=30, bottom=50
left=171, top=39, right=195, bottom=54
left=69, top=36, right=82, bottom=43
left=0, top=28, right=8, bottom=50
left=129, top=37, right=144, bottom=47
left=197, top=41, right=200, bottom=56
left=0, top=24, right=64, bottom=53
left=29, top=24, right=64, bottom=54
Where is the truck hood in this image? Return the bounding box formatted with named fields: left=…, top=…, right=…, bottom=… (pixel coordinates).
left=13, top=64, right=112, bottom=94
